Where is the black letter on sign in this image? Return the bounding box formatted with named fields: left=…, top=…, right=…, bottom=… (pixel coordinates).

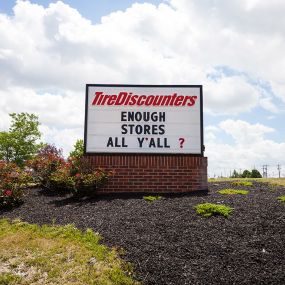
left=107, top=137, right=113, bottom=147
left=137, top=137, right=144, bottom=147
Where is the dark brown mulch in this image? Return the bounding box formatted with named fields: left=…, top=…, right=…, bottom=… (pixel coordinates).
left=1, top=182, right=285, bottom=285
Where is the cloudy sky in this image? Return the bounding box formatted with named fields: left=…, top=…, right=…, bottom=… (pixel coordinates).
left=1, top=0, right=285, bottom=177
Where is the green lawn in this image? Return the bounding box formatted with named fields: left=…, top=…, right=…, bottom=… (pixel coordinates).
left=0, top=219, right=139, bottom=285
left=209, top=178, right=285, bottom=187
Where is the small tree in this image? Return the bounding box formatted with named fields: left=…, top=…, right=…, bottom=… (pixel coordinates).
left=0, top=113, right=42, bottom=167
left=0, top=132, right=14, bottom=163
left=242, top=169, right=251, bottom=178
left=251, top=169, right=262, bottom=178
left=69, top=139, right=84, bottom=159
left=231, top=169, right=240, bottom=178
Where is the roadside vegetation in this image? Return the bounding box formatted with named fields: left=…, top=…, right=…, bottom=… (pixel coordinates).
left=218, top=189, right=249, bottom=195
left=0, top=219, right=139, bottom=285
left=209, top=177, right=285, bottom=187
left=0, top=113, right=112, bottom=209
left=194, top=203, right=233, bottom=218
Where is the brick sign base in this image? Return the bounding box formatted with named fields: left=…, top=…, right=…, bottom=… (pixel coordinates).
left=85, top=155, right=208, bottom=194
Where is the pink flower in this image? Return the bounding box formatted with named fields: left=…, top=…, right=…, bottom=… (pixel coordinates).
left=3, top=190, right=12, bottom=196
left=75, top=173, right=81, bottom=178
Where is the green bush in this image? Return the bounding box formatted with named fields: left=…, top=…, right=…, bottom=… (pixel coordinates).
left=231, top=181, right=253, bottom=187
left=277, top=196, right=285, bottom=202
left=143, top=195, right=162, bottom=202
left=218, top=189, right=249, bottom=195
left=0, top=162, right=32, bottom=208
left=194, top=203, right=234, bottom=218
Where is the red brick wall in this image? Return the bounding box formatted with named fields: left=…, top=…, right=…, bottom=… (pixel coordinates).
left=85, top=155, right=208, bottom=194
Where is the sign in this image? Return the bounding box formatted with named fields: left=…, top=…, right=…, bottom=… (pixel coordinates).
left=84, top=84, right=204, bottom=155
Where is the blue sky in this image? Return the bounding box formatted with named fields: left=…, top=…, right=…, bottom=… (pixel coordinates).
left=0, top=0, right=163, bottom=23
left=0, top=0, right=285, bottom=177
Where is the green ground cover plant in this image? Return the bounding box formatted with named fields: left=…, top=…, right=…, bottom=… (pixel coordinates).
left=231, top=181, right=253, bottom=187
left=0, top=219, right=139, bottom=285
left=143, top=195, right=162, bottom=202
left=194, top=203, right=234, bottom=218
left=277, top=195, right=285, bottom=202
left=218, top=189, right=249, bottom=195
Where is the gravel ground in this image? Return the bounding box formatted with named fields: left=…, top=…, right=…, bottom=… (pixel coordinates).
left=1, top=181, right=285, bottom=285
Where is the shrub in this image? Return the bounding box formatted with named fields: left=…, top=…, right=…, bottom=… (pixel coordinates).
left=0, top=162, right=32, bottom=208
left=194, top=203, right=233, bottom=218
left=27, top=144, right=65, bottom=187
left=28, top=145, right=112, bottom=196
left=49, top=165, right=111, bottom=196
left=277, top=196, right=285, bottom=202
left=143, top=195, right=162, bottom=202
left=218, top=189, right=249, bottom=195
left=231, top=181, right=253, bottom=187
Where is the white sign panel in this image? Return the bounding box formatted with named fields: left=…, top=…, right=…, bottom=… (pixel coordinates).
left=84, top=85, right=203, bottom=154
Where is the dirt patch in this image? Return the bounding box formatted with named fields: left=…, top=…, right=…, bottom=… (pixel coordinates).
left=1, top=182, right=285, bottom=285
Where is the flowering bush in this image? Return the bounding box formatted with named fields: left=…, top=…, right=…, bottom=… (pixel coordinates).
left=28, top=145, right=112, bottom=196
left=49, top=165, right=111, bottom=196
left=27, top=144, right=65, bottom=187
left=0, top=161, right=32, bottom=208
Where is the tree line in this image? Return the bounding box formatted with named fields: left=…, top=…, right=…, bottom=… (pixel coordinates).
left=230, top=169, right=262, bottom=178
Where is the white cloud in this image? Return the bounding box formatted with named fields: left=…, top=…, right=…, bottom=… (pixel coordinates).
left=259, top=97, right=279, bottom=113
left=205, top=76, right=261, bottom=114
left=219, top=119, right=274, bottom=144
left=1, top=0, right=284, bottom=104
left=206, top=120, right=285, bottom=177
left=0, top=87, right=84, bottom=155
left=1, top=0, right=285, bottom=162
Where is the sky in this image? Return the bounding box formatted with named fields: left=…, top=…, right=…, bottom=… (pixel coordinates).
left=0, top=0, right=285, bottom=177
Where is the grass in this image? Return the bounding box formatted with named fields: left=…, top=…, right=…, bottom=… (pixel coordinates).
left=143, top=195, right=162, bottom=202
left=277, top=196, right=285, bottom=202
left=0, top=219, right=139, bottom=285
left=218, top=189, right=249, bottom=195
left=209, top=177, right=285, bottom=187
left=194, top=203, right=234, bottom=218
left=231, top=181, right=253, bottom=187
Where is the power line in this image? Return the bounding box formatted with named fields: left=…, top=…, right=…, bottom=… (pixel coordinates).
left=262, top=165, right=269, bottom=178
left=277, top=164, right=281, bottom=178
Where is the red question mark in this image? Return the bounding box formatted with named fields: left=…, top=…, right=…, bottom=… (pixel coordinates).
left=179, top=138, right=185, bottom=148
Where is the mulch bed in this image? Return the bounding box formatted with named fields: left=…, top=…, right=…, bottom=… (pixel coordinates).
left=1, top=181, right=285, bottom=285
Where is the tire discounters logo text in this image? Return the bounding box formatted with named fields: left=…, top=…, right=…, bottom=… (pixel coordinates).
left=92, top=91, right=198, bottom=107
left=84, top=85, right=203, bottom=154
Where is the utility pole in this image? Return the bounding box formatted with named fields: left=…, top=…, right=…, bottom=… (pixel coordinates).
left=262, top=165, right=269, bottom=178
left=277, top=164, right=281, bottom=178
